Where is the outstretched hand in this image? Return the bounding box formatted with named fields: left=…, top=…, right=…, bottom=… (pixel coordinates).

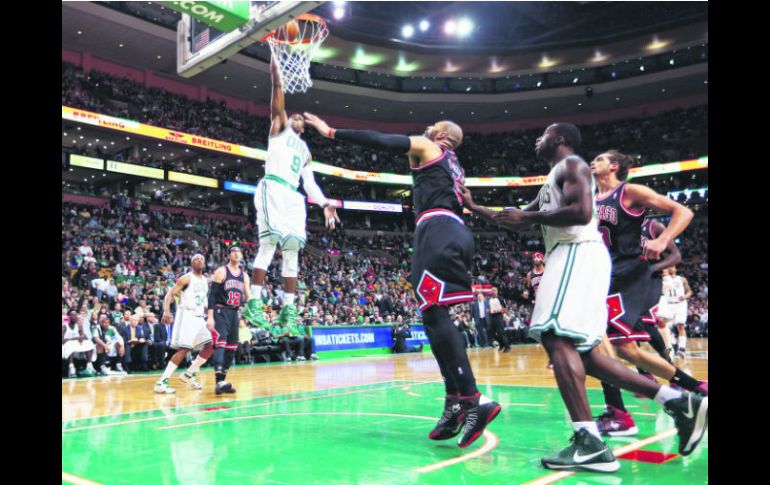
left=493, top=207, right=528, bottom=227
left=457, top=184, right=475, bottom=208
left=324, top=205, right=341, bottom=230
left=303, top=112, right=333, bottom=137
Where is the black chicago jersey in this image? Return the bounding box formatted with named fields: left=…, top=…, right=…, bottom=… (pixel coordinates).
left=596, top=181, right=645, bottom=261
left=412, top=148, right=465, bottom=218
left=528, top=269, right=544, bottom=294
left=215, top=265, right=245, bottom=308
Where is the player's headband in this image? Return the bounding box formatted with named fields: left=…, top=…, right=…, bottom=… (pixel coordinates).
left=533, top=252, right=544, bottom=260
left=229, top=246, right=241, bottom=253
left=191, top=254, right=205, bottom=263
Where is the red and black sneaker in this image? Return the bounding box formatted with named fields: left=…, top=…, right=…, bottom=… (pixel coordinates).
left=428, top=395, right=465, bottom=440
left=595, top=405, right=639, bottom=437
left=457, top=396, right=502, bottom=448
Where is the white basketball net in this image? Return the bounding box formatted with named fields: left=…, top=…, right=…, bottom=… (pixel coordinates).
left=266, top=16, right=328, bottom=94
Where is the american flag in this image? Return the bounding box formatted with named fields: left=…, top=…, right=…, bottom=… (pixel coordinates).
left=193, top=28, right=210, bottom=52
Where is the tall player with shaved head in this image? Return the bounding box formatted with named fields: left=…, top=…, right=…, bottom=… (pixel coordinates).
left=302, top=113, right=501, bottom=450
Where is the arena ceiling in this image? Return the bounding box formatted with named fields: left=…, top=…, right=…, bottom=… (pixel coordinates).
left=62, top=1, right=708, bottom=123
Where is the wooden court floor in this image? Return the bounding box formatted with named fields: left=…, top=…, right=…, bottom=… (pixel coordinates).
left=62, top=340, right=708, bottom=485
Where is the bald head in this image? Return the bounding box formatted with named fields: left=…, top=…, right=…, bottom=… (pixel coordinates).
left=435, top=120, right=464, bottom=150
left=424, top=120, right=463, bottom=150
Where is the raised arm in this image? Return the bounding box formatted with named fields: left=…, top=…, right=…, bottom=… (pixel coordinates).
left=301, top=113, right=443, bottom=168
left=269, top=57, right=288, bottom=137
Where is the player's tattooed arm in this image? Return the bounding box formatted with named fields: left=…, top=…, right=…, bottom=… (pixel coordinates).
left=207, top=267, right=226, bottom=327
left=302, top=112, right=417, bottom=158
left=494, top=157, right=593, bottom=227
left=681, top=277, right=693, bottom=301
left=162, top=274, right=190, bottom=323
left=243, top=273, right=251, bottom=302
left=269, top=56, right=288, bottom=137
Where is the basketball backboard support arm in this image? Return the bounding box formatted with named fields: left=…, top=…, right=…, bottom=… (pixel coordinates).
left=176, top=1, right=324, bottom=78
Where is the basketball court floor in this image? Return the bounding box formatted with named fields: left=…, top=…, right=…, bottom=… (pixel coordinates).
left=62, top=340, right=708, bottom=484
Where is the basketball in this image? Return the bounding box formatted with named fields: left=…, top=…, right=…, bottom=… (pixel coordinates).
left=277, top=19, right=300, bottom=42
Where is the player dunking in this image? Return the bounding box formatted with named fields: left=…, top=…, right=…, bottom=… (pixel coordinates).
left=244, top=57, right=339, bottom=330
left=209, top=247, right=251, bottom=395
left=154, top=254, right=215, bottom=394
left=302, top=113, right=501, bottom=449
left=591, top=150, right=707, bottom=436
left=658, top=266, right=693, bottom=359
left=462, top=124, right=707, bottom=472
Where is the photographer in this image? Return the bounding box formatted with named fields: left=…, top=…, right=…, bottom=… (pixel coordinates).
left=392, top=323, right=424, bottom=354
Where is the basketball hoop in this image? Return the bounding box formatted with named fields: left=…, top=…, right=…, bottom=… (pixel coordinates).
left=264, top=14, right=328, bottom=94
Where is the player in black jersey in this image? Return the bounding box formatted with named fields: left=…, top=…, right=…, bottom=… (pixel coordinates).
left=524, top=252, right=551, bottom=368
left=591, top=150, right=707, bottom=436
left=208, top=246, right=251, bottom=395
left=525, top=252, right=545, bottom=299
left=302, top=112, right=500, bottom=449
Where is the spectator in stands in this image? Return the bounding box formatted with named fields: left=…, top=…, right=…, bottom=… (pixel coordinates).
left=237, top=318, right=254, bottom=365
left=470, top=292, right=490, bottom=348
left=271, top=321, right=304, bottom=362
left=152, top=313, right=171, bottom=370
left=125, top=314, right=150, bottom=372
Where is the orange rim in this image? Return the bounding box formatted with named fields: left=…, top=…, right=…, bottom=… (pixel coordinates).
left=263, top=13, right=328, bottom=45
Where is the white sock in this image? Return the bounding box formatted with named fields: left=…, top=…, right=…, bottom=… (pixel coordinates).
left=162, top=361, right=178, bottom=380
left=573, top=421, right=602, bottom=439
left=250, top=285, right=262, bottom=301
left=678, top=335, right=687, bottom=351
left=187, top=355, right=208, bottom=374
left=653, top=385, right=683, bottom=405
left=86, top=362, right=95, bottom=371
left=284, top=293, right=295, bottom=305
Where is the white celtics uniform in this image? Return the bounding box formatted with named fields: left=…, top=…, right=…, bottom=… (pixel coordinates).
left=62, top=324, right=95, bottom=358
left=657, top=275, right=688, bottom=325
left=529, top=158, right=610, bottom=353
left=170, top=272, right=212, bottom=351
left=254, top=126, right=309, bottom=250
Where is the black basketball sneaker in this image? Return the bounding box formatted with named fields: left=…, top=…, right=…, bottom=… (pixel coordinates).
left=541, top=429, right=620, bottom=473
left=663, top=392, right=708, bottom=456
left=428, top=395, right=466, bottom=440
left=457, top=396, right=502, bottom=448
left=215, top=381, right=237, bottom=395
